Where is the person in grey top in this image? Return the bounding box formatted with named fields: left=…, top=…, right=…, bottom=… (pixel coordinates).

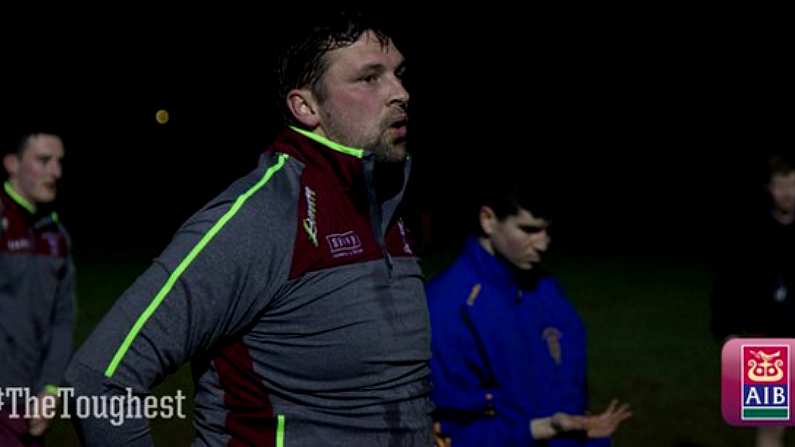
left=65, top=10, right=436, bottom=446
left=1, top=131, right=74, bottom=446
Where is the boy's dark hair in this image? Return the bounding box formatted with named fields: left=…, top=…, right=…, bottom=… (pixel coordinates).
left=473, top=178, right=553, bottom=236
left=768, top=154, right=795, bottom=179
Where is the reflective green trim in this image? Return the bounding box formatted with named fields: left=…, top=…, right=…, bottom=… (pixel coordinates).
left=104, top=153, right=290, bottom=378
left=289, top=126, right=364, bottom=158
left=44, top=384, right=59, bottom=396
left=4, top=181, right=36, bottom=214
left=51, top=212, right=60, bottom=224
left=276, top=414, right=285, bottom=447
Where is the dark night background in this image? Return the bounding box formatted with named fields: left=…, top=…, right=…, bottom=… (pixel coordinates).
left=1, top=9, right=789, bottom=261
left=0, top=7, right=792, bottom=445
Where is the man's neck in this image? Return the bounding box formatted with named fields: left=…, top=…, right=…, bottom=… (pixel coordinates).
left=374, top=161, right=405, bottom=203
left=478, top=237, right=495, bottom=256
left=4, top=180, right=36, bottom=214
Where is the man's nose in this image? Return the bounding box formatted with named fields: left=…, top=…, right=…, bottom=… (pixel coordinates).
left=50, top=161, right=62, bottom=179
left=388, top=76, right=410, bottom=107
left=535, top=231, right=550, bottom=252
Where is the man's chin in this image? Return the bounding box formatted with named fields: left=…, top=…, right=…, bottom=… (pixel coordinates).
left=514, top=260, right=539, bottom=271
left=35, top=192, right=57, bottom=204
left=373, top=142, right=408, bottom=163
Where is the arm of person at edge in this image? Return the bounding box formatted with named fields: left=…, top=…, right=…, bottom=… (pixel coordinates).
left=29, top=254, right=76, bottom=437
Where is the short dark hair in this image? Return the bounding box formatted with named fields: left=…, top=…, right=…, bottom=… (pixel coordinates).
left=2, top=130, right=62, bottom=158
left=473, top=179, right=553, bottom=236
left=768, top=154, right=795, bottom=179
left=274, top=9, right=392, bottom=126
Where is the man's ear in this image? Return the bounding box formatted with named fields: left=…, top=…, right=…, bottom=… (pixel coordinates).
left=286, top=88, right=321, bottom=129
left=3, top=153, right=19, bottom=178
left=479, top=206, right=497, bottom=236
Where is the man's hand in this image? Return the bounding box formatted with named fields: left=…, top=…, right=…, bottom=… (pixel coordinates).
left=532, top=412, right=585, bottom=439
left=583, top=399, right=632, bottom=438
left=432, top=422, right=451, bottom=447
left=28, top=391, right=58, bottom=437
left=551, top=412, right=586, bottom=432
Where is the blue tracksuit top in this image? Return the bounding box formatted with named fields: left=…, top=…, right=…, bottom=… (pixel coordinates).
left=426, top=236, right=609, bottom=447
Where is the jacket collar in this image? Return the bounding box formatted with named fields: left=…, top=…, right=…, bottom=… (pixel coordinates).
left=463, top=235, right=518, bottom=289
left=4, top=181, right=36, bottom=214
left=272, top=126, right=411, bottom=206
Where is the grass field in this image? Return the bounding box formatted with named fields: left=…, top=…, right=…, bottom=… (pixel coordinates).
left=41, top=252, right=789, bottom=446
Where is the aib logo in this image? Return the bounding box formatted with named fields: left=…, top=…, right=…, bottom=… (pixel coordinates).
left=723, top=339, right=794, bottom=425
left=742, top=346, right=789, bottom=420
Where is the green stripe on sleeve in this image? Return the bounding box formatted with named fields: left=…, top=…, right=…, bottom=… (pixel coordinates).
left=104, top=153, right=289, bottom=377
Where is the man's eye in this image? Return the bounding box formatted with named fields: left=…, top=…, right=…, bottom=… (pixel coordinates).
left=520, top=226, right=546, bottom=234
left=361, top=74, right=378, bottom=83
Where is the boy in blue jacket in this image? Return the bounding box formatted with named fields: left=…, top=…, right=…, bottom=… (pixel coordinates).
left=427, top=181, right=631, bottom=446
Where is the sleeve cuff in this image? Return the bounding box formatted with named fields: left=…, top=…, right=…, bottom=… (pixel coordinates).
left=44, top=384, right=60, bottom=396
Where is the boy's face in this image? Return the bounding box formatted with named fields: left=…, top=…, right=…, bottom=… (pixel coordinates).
left=769, top=171, right=795, bottom=215
left=488, top=208, right=550, bottom=270
left=5, top=134, right=64, bottom=205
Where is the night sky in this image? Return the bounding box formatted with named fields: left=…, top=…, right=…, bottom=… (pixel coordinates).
left=2, top=9, right=789, bottom=259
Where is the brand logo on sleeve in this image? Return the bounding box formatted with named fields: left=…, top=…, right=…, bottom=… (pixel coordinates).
left=303, top=187, right=318, bottom=247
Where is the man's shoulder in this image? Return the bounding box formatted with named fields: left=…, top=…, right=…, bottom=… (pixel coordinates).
left=426, top=254, right=471, bottom=287
left=195, top=152, right=300, bottom=220
left=535, top=274, right=564, bottom=294
left=426, top=256, right=481, bottom=307
left=533, top=276, right=585, bottom=326
left=164, top=152, right=301, bottom=261
left=214, top=151, right=297, bottom=200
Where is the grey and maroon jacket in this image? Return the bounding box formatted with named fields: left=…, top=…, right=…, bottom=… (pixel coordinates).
left=65, top=127, right=433, bottom=446
left=0, top=181, right=75, bottom=396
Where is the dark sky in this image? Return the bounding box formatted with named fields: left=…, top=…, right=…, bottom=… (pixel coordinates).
left=1, top=9, right=789, bottom=258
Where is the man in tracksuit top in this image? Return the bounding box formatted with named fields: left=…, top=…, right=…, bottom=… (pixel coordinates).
left=65, top=11, right=436, bottom=447
left=426, top=182, right=631, bottom=446
left=1, top=132, right=74, bottom=446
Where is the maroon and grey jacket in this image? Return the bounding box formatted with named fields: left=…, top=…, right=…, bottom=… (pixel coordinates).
left=65, top=127, right=433, bottom=446
left=0, top=181, right=75, bottom=397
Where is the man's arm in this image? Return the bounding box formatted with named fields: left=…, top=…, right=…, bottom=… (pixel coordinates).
left=37, top=255, right=76, bottom=392
left=544, top=281, right=630, bottom=446
left=429, top=301, right=539, bottom=446
left=65, top=154, right=294, bottom=445
left=29, top=255, right=76, bottom=437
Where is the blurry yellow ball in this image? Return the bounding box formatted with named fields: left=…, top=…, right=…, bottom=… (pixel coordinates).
left=155, top=109, right=170, bottom=125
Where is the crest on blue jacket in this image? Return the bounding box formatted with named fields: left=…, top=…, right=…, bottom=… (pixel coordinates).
left=542, top=327, right=562, bottom=365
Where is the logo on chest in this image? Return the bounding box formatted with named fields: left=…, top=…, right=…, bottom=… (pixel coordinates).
left=326, top=231, right=364, bottom=258
left=542, top=327, right=563, bottom=365
left=7, top=238, right=32, bottom=251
